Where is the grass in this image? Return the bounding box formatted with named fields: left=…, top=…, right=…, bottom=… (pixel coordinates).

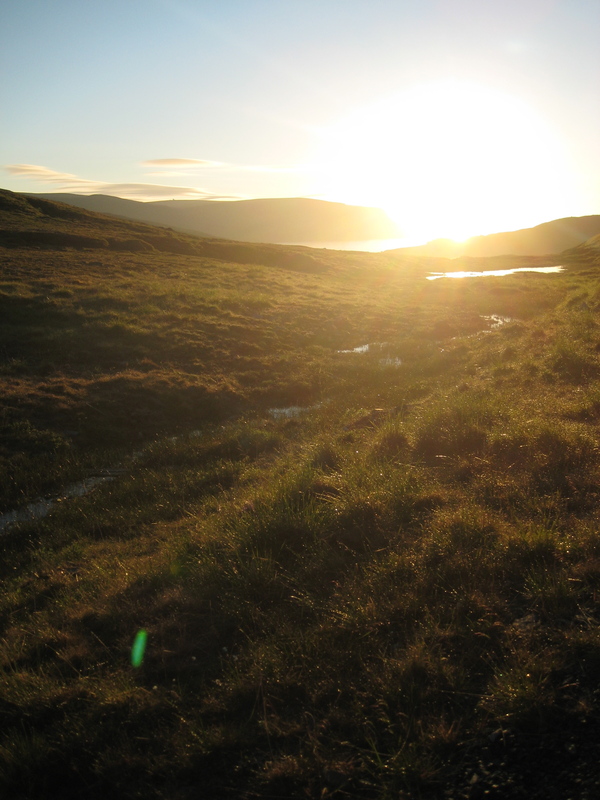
left=2, top=189, right=600, bottom=797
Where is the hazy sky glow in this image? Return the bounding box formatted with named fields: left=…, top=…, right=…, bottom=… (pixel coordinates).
left=1, top=0, right=599, bottom=241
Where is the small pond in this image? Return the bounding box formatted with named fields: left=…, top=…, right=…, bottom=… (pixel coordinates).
left=337, top=344, right=375, bottom=354
left=268, top=406, right=307, bottom=419
left=483, top=314, right=513, bottom=329
left=427, top=266, right=564, bottom=280
left=337, top=342, right=402, bottom=367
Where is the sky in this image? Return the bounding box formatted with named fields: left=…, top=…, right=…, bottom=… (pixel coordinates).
left=1, top=0, right=599, bottom=243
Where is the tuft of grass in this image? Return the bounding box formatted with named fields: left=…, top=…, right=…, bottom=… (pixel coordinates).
left=413, top=389, right=498, bottom=461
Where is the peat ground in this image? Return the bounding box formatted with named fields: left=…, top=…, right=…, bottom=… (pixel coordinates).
left=2, top=190, right=600, bottom=797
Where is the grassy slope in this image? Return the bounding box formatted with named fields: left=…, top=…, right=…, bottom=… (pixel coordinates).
left=2, top=190, right=600, bottom=798
left=396, top=215, right=600, bottom=258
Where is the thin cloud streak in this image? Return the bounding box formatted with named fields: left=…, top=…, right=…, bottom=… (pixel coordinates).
left=4, top=164, right=239, bottom=201
left=142, top=158, right=302, bottom=175
left=6, top=164, right=81, bottom=183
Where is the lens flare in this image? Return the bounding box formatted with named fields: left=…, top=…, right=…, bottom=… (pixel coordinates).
left=131, top=629, right=148, bottom=668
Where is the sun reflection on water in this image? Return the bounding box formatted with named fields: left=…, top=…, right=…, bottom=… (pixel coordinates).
left=426, top=266, right=564, bottom=280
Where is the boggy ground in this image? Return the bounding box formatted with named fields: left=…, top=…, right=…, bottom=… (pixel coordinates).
left=1, top=190, right=600, bottom=798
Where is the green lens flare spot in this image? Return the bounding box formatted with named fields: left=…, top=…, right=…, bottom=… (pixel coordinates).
left=131, top=629, right=148, bottom=668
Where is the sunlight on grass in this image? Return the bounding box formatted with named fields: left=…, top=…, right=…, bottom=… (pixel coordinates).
left=3, top=190, right=600, bottom=797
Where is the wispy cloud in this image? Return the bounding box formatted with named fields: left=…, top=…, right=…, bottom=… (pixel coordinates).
left=5, top=160, right=303, bottom=201
left=6, top=164, right=83, bottom=185
left=142, top=157, right=302, bottom=176
left=4, top=164, right=237, bottom=201
left=142, top=158, right=223, bottom=177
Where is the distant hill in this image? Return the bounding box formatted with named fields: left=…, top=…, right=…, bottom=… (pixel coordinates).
left=0, top=188, right=378, bottom=274
left=27, top=194, right=402, bottom=243
left=395, top=215, right=600, bottom=258
left=14, top=189, right=600, bottom=257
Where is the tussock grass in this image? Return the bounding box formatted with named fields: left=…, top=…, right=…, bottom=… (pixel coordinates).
left=3, top=190, right=600, bottom=797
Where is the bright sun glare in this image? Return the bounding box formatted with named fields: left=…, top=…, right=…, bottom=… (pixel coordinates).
left=313, top=80, right=577, bottom=242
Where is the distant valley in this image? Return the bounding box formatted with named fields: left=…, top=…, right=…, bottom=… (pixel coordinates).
left=27, top=191, right=600, bottom=258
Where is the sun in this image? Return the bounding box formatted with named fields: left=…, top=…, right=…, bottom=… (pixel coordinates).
left=312, top=80, right=576, bottom=242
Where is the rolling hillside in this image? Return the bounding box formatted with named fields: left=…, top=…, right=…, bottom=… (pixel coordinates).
left=28, top=192, right=403, bottom=243
left=2, top=189, right=600, bottom=799
left=26, top=190, right=600, bottom=257
left=397, top=214, right=600, bottom=257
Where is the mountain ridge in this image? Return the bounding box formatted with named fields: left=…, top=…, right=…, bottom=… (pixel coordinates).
left=0, top=188, right=380, bottom=274
left=26, top=193, right=402, bottom=243
left=23, top=190, right=600, bottom=256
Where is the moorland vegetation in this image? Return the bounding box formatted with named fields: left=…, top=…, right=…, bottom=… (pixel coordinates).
left=1, top=188, right=600, bottom=798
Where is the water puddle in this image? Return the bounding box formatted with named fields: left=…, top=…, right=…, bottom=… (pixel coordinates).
left=455, top=314, right=516, bottom=341
left=0, top=474, right=116, bottom=533
left=268, top=406, right=307, bottom=419
left=337, top=342, right=391, bottom=355
left=379, top=357, right=403, bottom=367
left=337, top=344, right=372, bottom=354
left=483, top=314, right=513, bottom=329
left=426, top=265, right=564, bottom=280
left=337, top=343, right=401, bottom=367
left=268, top=400, right=328, bottom=420
left=1, top=422, right=231, bottom=533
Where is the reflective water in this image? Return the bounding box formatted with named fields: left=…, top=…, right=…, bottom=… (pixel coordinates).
left=483, top=315, right=513, bottom=329
left=0, top=475, right=115, bottom=533
left=338, top=344, right=372, bottom=354
left=427, top=266, right=564, bottom=280
left=268, top=406, right=307, bottom=419
left=281, top=237, right=418, bottom=252
left=379, top=357, right=403, bottom=367
left=337, top=342, right=402, bottom=366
